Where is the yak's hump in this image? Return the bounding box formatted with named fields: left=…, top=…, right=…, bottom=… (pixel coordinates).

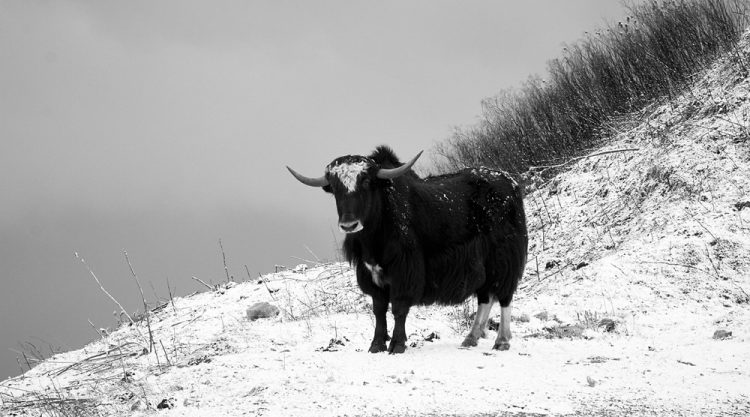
left=369, top=145, right=402, bottom=169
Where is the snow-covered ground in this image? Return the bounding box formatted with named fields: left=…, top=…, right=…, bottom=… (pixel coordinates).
left=3, top=32, right=750, bottom=417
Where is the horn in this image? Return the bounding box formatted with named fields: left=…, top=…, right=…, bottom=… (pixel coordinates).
left=376, top=150, right=423, bottom=180
left=287, top=166, right=329, bottom=187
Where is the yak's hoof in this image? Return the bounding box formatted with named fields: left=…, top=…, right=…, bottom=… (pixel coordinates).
left=461, top=335, right=478, bottom=347
left=369, top=342, right=387, bottom=353
left=388, top=341, right=406, bottom=354
left=492, top=341, right=510, bottom=351
left=480, top=329, right=489, bottom=339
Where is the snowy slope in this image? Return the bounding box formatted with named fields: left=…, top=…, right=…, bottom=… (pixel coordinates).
left=3, top=33, right=750, bottom=417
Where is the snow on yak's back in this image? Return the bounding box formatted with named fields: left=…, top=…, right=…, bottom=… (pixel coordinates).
left=288, top=146, right=528, bottom=354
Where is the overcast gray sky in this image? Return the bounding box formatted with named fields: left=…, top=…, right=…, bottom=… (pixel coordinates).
left=0, top=0, right=636, bottom=380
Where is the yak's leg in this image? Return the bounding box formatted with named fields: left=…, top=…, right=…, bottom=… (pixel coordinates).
left=477, top=296, right=496, bottom=338
left=461, top=296, right=495, bottom=347
left=369, top=295, right=389, bottom=353
left=388, top=299, right=410, bottom=354
left=492, top=302, right=512, bottom=351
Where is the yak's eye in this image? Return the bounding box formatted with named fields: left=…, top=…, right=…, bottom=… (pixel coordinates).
left=361, top=178, right=371, bottom=189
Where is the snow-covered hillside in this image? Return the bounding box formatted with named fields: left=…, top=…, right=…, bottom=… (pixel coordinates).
left=3, top=32, right=750, bottom=417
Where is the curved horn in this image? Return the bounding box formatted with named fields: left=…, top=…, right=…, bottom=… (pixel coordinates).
left=287, top=166, right=329, bottom=187
left=376, top=150, right=423, bottom=180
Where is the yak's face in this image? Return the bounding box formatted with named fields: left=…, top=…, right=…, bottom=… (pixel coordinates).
left=324, top=156, right=378, bottom=234
left=287, top=149, right=422, bottom=234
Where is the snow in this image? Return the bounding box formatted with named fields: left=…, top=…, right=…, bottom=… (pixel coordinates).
left=3, top=31, right=750, bottom=417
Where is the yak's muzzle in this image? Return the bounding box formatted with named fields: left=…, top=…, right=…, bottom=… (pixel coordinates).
left=339, top=220, right=363, bottom=234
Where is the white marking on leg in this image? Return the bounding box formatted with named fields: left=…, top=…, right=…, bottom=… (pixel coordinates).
left=365, top=262, right=385, bottom=288
left=471, top=302, right=492, bottom=338
left=462, top=300, right=493, bottom=347
left=493, top=303, right=512, bottom=350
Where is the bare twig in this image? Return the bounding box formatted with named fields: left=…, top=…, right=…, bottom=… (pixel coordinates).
left=219, top=238, right=232, bottom=282
left=290, top=256, right=324, bottom=266
left=529, top=148, right=640, bottom=172
left=124, top=250, right=154, bottom=353
left=244, top=264, right=253, bottom=282
left=304, top=244, right=321, bottom=262
left=166, top=277, right=177, bottom=314
left=160, top=340, right=172, bottom=367
left=87, top=319, right=102, bottom=339
left=75, top=252, right=135, bottom=325
left=640, top=260, right=708, bottom=273
left=191, top=276, right=215, bottom=291
left=258, top=273, right=277, bottom=300
left=684, top=208, right=717, bottom=241
left=704, top=245, right=722, bottom=279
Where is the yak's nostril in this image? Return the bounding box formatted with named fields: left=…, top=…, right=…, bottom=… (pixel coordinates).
left=339, top=220, right=363, bottom=233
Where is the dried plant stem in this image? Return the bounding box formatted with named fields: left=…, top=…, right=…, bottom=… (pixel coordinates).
left=258, top=272, right=277, bottom=301
left=219, top=238, right=231, bottom=282
left=166, top=277, right=177, bottom=313
left=304, top=244, right=321, bottom=262
left=124, top=250, right=155, bottom=353
left=160, top=340, right=172, bottom=367
left=75, top=252, right=135, bottom=325
left=191, top=276, right=215, bottom=291
left=529, top=148, right=640, bottom=172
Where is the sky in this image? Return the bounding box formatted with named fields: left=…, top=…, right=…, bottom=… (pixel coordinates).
left=0, top=0, right=637, bottom=380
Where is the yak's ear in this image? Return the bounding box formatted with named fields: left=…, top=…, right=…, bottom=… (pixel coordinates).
left=323, top=184, right=333, bottom=194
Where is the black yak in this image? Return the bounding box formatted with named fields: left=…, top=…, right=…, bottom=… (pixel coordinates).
left=287, top=146, right=527, bottom=353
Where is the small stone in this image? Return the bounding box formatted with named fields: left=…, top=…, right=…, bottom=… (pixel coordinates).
left=586, top=376, right=597, bottom=387
left=157, top=398, right=176, bottom=410
left=713, top=329, right=732, bottom=340
left=598, top=318, right=616, bottom=332
left=423, top=331, right=439, bottom=342
left=246, top=302, right=280, bottom=321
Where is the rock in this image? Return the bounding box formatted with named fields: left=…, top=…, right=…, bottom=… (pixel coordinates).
left=246, top=302, right=280, bottom=321
left=317, top=337, right=347, bottom=352
left=157, top=398, right=176, bottom=410
left=598, top=318, right=616, bottom=332
left=423, top=331, right=439, bottom=342
left=713, top=329, right=732, bottom=340
left=488, top=317, right=499, bottom=331
left=587, top=376, right=597, bottom=387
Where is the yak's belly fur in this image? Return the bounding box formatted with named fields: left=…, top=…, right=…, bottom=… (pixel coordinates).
left=420, top=237, right=488, bottom=305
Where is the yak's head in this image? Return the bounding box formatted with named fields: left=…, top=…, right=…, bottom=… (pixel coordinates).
left=287, top=150, right=422, bottom=234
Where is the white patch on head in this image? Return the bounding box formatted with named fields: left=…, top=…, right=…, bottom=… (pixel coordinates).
left=326, top=161, right=369, bottom=193
left=364, top=262, right=385, bottom=288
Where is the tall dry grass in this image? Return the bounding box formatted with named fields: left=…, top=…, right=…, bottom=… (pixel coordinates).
left=435, top=0, right=749, bottom=177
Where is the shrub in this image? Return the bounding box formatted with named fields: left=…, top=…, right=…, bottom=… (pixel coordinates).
left=435, top=0, right=749, bottom=178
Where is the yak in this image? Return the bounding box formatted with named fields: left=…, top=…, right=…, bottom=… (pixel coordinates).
left=287, top=146, right=527, bottom=354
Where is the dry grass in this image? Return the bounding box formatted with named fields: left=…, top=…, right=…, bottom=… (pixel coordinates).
left=435, top=0, right=749, bottom=179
